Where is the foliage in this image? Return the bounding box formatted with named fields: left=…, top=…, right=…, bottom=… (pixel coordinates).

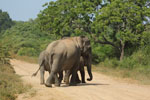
left=141, top=24, right=150, bottom=45
left=17, top=47, right=38, bottom=56
left=101, top=46, right=150, bottom=72
left=92, top=0, right=150, bottom=60
left=0, top=35, right=29, bottom=100
left=92, top=43, right=115, bottom=63
left=0, top=43, right=11, bottom=64
left=38, top=0, right=103, bottom=37
left=0, top=64, right=30, bottom=100
left=38, top=0, right=150, bottom=61
left=0, top=20, right=56, bottom=57
left=0, top=9, right=14, bottom=33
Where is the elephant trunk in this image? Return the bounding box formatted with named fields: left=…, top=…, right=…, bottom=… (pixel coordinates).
left=87, top=64, right=93, bottom=81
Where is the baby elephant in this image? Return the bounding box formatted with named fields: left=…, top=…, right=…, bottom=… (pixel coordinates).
left=32, top=50, right=63, bottom=85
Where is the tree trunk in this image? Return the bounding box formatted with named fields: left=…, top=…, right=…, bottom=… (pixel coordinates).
left=120, top=40, right=125, bottom=61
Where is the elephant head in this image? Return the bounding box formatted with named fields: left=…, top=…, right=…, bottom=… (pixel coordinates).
left=79, top=36, right=93, bottom=81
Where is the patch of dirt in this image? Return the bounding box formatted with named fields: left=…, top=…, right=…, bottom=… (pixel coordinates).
left=11, top=59, right=150, bottom=100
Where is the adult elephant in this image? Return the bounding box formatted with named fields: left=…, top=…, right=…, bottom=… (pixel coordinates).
left=78, top=46, right=92, bottom=83
left=32, top=50, right=63, bottom=85
left=66, top=46, right=92, bottom=84
left=45, top=36, right=92, bottom=87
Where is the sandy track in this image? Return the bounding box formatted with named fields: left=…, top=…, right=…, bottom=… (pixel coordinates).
left=10, top=59, right=150, bottom=100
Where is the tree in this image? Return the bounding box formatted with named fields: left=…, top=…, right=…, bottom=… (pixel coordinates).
left=38, top=0, right=150, bottom=61
left=1, top=20, right=56, bottom=57
left=38, top=0, right=103, bottom=38
left=92, top=0, right=150, bottom=60
left=0, top=9, right=13, bottom=33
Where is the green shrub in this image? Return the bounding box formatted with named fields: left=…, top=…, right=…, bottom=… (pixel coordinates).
left=119, top=57, right=136, bottom=69
left=101, top=46, right=150, bottom=72
left=0, top=44, right=11, bottom=64
left=92, top=43, right=115, bottom=63
left=0, top=64, right=30, bottom=100
left=17, top=47, right=38, bottom=56
left=0, top=21, right=55, bottom=58
left=103, top=58, right=119, bottom=68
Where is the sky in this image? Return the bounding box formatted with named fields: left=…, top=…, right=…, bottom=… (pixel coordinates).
left=0, top=0, right=55, bottom=21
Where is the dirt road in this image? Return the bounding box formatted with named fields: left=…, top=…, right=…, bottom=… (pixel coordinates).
left=10, top=59, right=150, bottom=100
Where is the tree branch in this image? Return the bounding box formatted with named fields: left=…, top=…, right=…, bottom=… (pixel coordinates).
left=93, top=35, right=121, bottom=52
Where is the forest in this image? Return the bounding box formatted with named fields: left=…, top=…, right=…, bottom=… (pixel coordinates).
left=1, top=0, right=150, bottom=83
left=1, top=0, right=150, bottom=99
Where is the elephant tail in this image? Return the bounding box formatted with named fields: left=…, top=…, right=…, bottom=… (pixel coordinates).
left=31, top=60, right=44, bottom=77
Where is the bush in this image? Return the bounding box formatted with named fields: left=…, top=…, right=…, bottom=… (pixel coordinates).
left=103, top=58, right=119, bottom=68
left=17, top=47, right=38, bottom=56
left=101, top=46, right=150, bottom=71
left=0, top=20, right=56, bottom=58
left=0, top=44, right=11, bottom=64
left=92, top=43, right=115, bottom=64
left=0, top=64, right=30, bottom=100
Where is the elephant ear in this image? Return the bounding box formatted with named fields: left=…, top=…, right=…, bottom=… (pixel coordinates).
left=80, top=36, right=91, bottom=54
left=74, top=36, right=84, bottom=52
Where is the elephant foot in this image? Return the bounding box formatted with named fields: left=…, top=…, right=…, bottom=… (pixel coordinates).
left=82, top=81, right=86, bottom=83
left=76, top=80, right=81, bottom=83
left=58, top=78, right=62, bottom=83
left=54, top=83, right=60, bottom=87
left=45, top=83, right=52, bottom=87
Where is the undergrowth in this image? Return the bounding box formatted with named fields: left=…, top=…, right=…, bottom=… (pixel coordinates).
left=95, top=46, right=150, bottom=84
left=0, top=64, right=31, bottom=100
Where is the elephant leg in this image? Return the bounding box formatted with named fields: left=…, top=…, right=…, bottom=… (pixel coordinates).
left=80, top=67, right=86, bottom=83
left=54, top=73, right=60, bottom=87
left=70, top=72, right=77, bottom=86
left=70, top=66, right=78, bottom=86
left=58, top=71, right=63, bottom=83
left=40, top=66, right=45, bottom=85
left=64, top=70, right=71, bottom=85
left=76, top=72, right=81, bottom=83
left=45, top=60, right=60, bottom=87
left=71, top=72, right=81, bottom=84
left=64, top=70, right=67, bottom=83
left=45, top=71, right=54, bottom=87
left=48, top=71, right=55, bottom=84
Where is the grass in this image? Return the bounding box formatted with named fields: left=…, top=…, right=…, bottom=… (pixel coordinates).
left=12, top=54, right=38, bottom=64
left=93, top=63, right=150, bottom=85
left=0, top=64, right=31, bottom=100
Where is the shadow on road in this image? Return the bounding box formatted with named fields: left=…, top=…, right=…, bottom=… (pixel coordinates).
left=60, top=83, right=109, bottom=87
left=77, top=83, right=109, bottom=86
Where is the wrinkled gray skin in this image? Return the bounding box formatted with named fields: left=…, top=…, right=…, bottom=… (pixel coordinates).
left=45, top=36, right=92, bottom=87
left=66, top=46, right=92, bottom=84
left=77, top=48, right=92, bottom=83
left=32, top=50, right=63, bottom=85
left=81, top=46, right=92, bottom=83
